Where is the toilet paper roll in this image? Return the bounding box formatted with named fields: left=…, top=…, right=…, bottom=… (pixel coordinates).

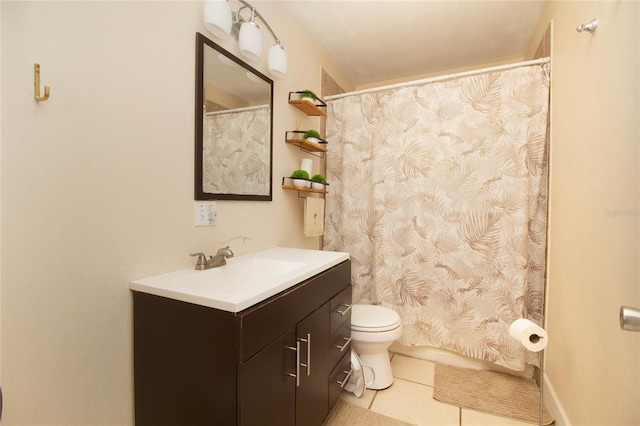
left=300, top=158, right=313, bottom=176
left=509, top=318, right=548, bottom=352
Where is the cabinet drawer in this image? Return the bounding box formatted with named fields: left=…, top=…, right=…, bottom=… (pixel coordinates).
left=330, top=285, right=352, bottom=335
left=238, top=260, right=351, bottom=363
left=329, top=320, right=352, bottom=366
left=328, top=351, right=352, bottom=410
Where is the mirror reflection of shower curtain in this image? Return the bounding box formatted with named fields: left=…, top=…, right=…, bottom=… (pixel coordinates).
left=324, top=64, right=550, bottom=371
left=203, top=106, right=271, bottom=195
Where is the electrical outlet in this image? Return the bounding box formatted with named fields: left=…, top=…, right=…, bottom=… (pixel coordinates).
left=194, top=201, right=216, bottom=226
left=207, top=203, right=217, bottom=225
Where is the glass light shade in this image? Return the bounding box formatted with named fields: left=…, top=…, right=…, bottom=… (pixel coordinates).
left=239, top=21, right=262, bottom=62
left=204, top=0, right=232, bottom=40
left=267, top=43, right=287, bottom=78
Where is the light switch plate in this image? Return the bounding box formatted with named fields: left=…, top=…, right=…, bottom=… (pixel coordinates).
left=194, top=201, right=216, bottom=226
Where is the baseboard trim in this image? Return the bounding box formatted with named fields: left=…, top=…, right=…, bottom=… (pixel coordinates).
left=543, top=372, right=571, bottom=425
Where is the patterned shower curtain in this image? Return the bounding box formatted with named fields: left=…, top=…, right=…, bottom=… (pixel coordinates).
left=203, top=106, right=270, bottom=195
left=324, top=64, right=550, bottom=371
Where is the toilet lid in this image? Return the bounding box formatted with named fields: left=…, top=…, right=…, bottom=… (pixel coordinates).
left=351, top=304, right=401, bottom=332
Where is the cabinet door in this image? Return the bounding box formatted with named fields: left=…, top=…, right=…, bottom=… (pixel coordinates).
left=133, top=292, right=236, bottom=426
left=238, top=328, right=297, bottom=426
left=296, top=302, right=331, bottom=426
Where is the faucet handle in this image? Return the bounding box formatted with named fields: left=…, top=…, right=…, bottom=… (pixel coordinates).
left=190, top=252, right=207, bottom=270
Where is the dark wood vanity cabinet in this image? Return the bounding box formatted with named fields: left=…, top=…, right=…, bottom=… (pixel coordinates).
left=133, top=259, right=351, bottom=426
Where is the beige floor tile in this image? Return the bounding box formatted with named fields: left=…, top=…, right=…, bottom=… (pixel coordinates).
left=391, top=354, right=435, bottom=386
left=339, top=388, right=377, bottom=409
left=461, top=408, right=536, bottom=425
left=371, top=378, right=459, bottom=426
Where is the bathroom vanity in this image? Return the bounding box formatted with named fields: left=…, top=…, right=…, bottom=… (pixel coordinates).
left=131, top=248, right=352, bottom=426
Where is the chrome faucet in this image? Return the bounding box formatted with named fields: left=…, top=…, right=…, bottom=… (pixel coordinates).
left=190, top=246, right=234, bottom=270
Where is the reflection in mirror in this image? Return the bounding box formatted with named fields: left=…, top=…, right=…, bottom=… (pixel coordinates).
left=195, top=32, right=273, bottom=201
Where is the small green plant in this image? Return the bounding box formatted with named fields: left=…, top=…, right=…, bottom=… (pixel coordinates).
left=291, top=169, right=309, bottom=179
left=303, top=129, right=321, bottom=139
left=311, top=174, right=326, bottom=184
left=298, top=90, right=317, bottom=101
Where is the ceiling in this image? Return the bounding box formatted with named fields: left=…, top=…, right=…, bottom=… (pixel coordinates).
left=281, top=0, right=545, bottom=87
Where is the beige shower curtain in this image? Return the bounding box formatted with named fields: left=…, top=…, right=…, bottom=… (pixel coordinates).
left=324, top=64, right=550, bottom=371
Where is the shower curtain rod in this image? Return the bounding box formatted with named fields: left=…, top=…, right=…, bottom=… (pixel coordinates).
left=325, top=57, right=550, bottom=101
left=205, top=104, right=268, bottom=116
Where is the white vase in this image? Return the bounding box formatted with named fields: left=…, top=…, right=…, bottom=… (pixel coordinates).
left=311, top=182, right=325, bottom=190
left=292, top=179, right=307, bottom=189
left=300, top=159, right=313, bottom=176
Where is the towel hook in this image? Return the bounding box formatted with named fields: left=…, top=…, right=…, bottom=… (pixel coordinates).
left=34, top=63, right=50, bottom=102
left=576, top=18, right=598, bottom=34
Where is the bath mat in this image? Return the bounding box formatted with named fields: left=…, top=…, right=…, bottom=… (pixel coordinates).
left=433, top=363, right=554, bottom=425
left=323, top=398, right=416, bottom=426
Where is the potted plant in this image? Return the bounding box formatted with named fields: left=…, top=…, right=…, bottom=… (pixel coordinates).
left=298, top=90, right=318, bottom=104
left=303, top=129, right=321, bottom=144
left=291, top=169, right=310, bottom=189
left=310, top=174, right=327, bottom=190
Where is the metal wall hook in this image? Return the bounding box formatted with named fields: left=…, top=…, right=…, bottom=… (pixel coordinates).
left=34, top=63, right=50, bottom=101
left=577, top=18, right=598, bottom=34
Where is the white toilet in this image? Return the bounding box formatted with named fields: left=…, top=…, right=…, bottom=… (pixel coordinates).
left=350, top=304, right=403, bottom=390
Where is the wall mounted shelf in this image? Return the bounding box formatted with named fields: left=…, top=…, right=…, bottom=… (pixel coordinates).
left=285, top=131, right=327, bottom=158
left=282, top=177, right=328, bottom=196
left=288, top=92, right=327, bottom=116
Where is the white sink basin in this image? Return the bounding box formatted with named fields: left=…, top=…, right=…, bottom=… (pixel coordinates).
left=174, top=257, right=306, bottom=293
left=130, top=247, right=349, bottom=312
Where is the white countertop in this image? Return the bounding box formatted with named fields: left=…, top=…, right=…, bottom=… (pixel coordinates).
left=129, top=247, right=350, bottom=312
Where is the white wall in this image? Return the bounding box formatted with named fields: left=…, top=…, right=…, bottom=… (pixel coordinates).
left=0, top=1, right=353, bottom=424
left=526, top=2, right=639, bottom=424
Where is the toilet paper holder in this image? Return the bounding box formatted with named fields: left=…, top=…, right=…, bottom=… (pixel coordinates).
left=619, top=306, right=640, bottom=332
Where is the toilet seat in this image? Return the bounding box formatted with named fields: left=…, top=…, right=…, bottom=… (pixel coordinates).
left=351, top=304, right=401, bottom=332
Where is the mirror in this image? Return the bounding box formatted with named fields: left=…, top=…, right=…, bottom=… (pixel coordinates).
left=195, top=32, right=273, bottom=201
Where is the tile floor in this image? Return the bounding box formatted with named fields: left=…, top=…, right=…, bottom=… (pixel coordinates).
left=339, top=353, right=536, bottom=426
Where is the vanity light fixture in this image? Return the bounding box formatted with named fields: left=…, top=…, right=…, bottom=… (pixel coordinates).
left=204, top=0, right=288, bottom=78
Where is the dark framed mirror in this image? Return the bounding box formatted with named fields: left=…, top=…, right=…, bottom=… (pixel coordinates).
left=195, top=32, right=273, bottom=201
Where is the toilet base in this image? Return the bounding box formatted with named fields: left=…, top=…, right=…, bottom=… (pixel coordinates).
left=357, top=351, right=394, bottom=390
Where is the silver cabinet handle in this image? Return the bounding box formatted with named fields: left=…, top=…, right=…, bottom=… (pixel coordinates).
left=620, top=306, right=640, bottom=331
left=306, top=333, right=311, bottom=375
left=336, top=369, right=353, bottom=389
left=299, top=334, right=311, bottom=376
left=334, top=336, right=352, bottom=352
left=286, top=342, right=301, bottom=387
left=336, top=303, right=352, bottom=316
left=295, top=340, right=301, bottom=386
